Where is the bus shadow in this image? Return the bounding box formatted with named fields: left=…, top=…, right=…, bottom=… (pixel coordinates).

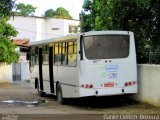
left=64, top=95, right=138, bottom=109
left=42, top=94, right=138, bottom=109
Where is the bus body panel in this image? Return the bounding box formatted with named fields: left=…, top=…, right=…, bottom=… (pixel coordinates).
left=57, top=66, right=79, bottom=98
left=42, top=65, right=50, bottom=94
left=30, top=65, right=39, bottom=89
left=78, top=31, right=137, bottom=97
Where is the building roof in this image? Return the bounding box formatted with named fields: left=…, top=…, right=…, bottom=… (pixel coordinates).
left=11, top=15, right=80, bottom=21
left=12, top=39, right=29, bottom=47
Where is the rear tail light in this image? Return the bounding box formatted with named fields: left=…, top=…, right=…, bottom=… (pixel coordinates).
left=81, top=84, right=93, bottom=89
left=85, top=84, right=89, bottom=88
left=89, top=84, right=93, bottom=88
left=128, top=82, right=132, bottom=86
left=125, top=82, right=128, bottom=86
left=125, top=81, right=136, bottom=87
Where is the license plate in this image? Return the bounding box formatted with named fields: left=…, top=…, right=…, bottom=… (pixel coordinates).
left=104, top=82, right=114, bottom=87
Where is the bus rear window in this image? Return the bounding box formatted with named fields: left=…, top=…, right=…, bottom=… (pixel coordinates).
left=83, top=35, right=129, bottom=59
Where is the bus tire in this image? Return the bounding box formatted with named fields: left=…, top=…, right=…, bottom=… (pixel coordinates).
left=56, top=84, right=64, bottom=104
left=37, top=82, right=46, bottom=97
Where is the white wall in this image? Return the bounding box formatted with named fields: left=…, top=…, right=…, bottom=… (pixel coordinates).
left=9, top=16, right=80, bottom=42
left=64, top=19, right=80, bottom=35
left=21, top=62, right=30, bottom=81
left=45, top=18, right=65, bottom=38
left=9, top=16, right=36, bottom=42
left=133, top=64, right=160, bottom=107
left=35, top=17, right=47, bottom=40
left=0, top=64, right=12, bottom=83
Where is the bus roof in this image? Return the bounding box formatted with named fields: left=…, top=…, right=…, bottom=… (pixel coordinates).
left=52, top=34, right=77, bottom=43
left=29, top=34, right=78, bottom=46
left=29, top=31, right=131, bottom=46
left=29, top=38, right=56, bottom=46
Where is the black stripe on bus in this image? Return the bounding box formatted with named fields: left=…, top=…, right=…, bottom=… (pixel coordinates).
left=49, top=47, right=54, bottom=93
left=61, top=43, right=63, bottom=65
left=66, top=42, right=69, bottom=64
left=38, top=48, right=43, bottom=90
left=53, top=44, right=55, bottom=64
left=80, top=36, right=83, bottom=60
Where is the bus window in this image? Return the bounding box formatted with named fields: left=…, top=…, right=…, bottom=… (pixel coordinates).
left=62, top=43, right=67, bottom=65
left=54, top=43, right=58, bottom=54
left=59, top=43, right=62, bottom=54
left=62, top=43, right=66, bottom=54
left=35, top=54, right=38, bottom=64
left=29, top=47, right=35, bottom=67
left=30, top=54, right=35, bottom=67
left=68, top=41, right=77, bottom=66
left=34, top=47, right=38, bottom=64
left=83, top=35, right=129, bottom=59
left=68, top=42, right=74, bottom=54
left=54, top=43, right=61, bottom=65
left=42, top=45, right=49, bottom=64
left=74, top=42, right=77, bottom=53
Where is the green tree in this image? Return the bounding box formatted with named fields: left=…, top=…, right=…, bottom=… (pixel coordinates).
left=82, top=0, right=160, bottom=64
left=16, top=3, right=36, bottom=16
left=0, top=0, right=15, bottom=17
left=0, top=0, right=19, bottom=63
left=44, top=7, right=72, bottom=19
left=0, top=18, right=19, bottom=64
left=81, top=12, right=92, bottom=32
left=54, top=7, right=72, bottom=19
left=44, top=9, right=55, bottom=17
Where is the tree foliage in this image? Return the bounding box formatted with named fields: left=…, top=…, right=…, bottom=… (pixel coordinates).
left=82, top=0, right=160, bottom=64
left=81, top=12, right=92, bottom=32
left=16, top=3, right=36, bottom=16
left=44, top=7, right=72, bottom=19
left=0, top=0, right=15, bottom=17
left=44, top=9, right=55, bottom=18
left=0, top=18, right=19, bottom=64
left=0, top=1, right=19, bottom=64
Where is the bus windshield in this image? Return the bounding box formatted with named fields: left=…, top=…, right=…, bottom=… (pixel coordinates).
left=83, top=35, right=129, bottom=59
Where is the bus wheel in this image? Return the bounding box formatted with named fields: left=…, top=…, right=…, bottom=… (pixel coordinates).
left=56, top=84, right=64, bottom=104
left=37, top=82, right=46, bottom=97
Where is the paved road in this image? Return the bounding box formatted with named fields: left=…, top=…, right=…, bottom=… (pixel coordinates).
left=0, top=81, right=160, bottom=120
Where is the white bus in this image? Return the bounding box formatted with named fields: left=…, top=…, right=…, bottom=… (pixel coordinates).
left=29, top=31, right=137, bottom=104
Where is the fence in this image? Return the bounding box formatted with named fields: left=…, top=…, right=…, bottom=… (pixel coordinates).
left=0, top=63, right=12, bottom=83
left=132, top=64, right=160, bottom=107
left=0, top=62, right=30, bottom=83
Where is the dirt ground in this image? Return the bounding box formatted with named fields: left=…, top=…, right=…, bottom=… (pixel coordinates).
left=0, top=81, right=160, bottom=119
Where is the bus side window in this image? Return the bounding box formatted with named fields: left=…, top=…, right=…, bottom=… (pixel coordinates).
left=42, top=45, right=49, bottom=65
left=35, top=47, right=39, bottom=64
left=54, top=43, right=61, bottom=65
left=68, top=41, right=77, bottom=67
left=62, top=42, right=68, bottom=65
left=35, top=54, right=38, bottom=64
left=29, top=47, right=35, bottom=67
left=30, top=54, right=35, bottom=67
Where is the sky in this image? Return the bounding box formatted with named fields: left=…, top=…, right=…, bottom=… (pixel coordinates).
left=16, top=0, right=84, bottom=20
